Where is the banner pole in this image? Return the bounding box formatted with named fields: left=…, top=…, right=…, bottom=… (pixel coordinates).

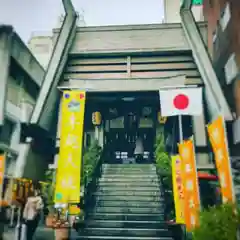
left=178, top=115, right=184, bottom=142
left=178, top=115, right=187, bottom=239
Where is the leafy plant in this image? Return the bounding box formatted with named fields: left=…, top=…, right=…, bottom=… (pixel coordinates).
left=192, top=203, right=240, bottom=240
left=155, top=126, right=171, bottom=175
left=155, top=126, right=172, bottom=190
left=154, top=126, right=174, bottom=220
left=42, top=169, right=55, bottom=213
left=82, top=140, right=102, bottom=185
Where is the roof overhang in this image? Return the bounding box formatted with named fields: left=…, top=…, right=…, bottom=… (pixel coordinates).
left=59, top=75, right=201, bottom=92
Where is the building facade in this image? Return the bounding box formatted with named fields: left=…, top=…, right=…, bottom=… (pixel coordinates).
left=0, top=25, right=46, bottom=180
left=203, top=0, right=240, bottom=147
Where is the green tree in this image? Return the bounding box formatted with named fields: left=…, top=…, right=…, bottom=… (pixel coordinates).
left=192, top=203, right=240, bottom=240
left=82, top=140, right=102, bottom=185
left=155, top=126, right=171, bottom=175
left=155, top=125, right=174, bottom=220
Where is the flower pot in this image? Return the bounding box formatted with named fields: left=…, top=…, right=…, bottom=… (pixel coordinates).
left=54, top=227, right=69, bottom=240
left=45, top=214, right=55, bottom=228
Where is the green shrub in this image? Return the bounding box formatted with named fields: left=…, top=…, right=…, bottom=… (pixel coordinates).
left=192, top=203, right=240, bottom=240
left=42, top=169, right=55, bottom=213
left=155, top=126, right=171, bottom=179
left=82, top=140, right=102, bottom=185
left=154, top=126, right=174, bottom=220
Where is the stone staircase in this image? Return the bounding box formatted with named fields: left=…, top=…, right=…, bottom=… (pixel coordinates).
left=77, top=164, right=173, bottom=240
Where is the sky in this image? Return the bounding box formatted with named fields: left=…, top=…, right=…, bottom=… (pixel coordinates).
left=0, top=0, right=164, bottom=43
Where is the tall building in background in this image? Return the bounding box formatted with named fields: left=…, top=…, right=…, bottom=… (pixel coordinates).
left=28, top=11, right=86, bottom=69
left=164, top=0, right=204, bottom=23
left=203, top=0, right=240, bottom=146
left=28, top=33, right=53, bottom=69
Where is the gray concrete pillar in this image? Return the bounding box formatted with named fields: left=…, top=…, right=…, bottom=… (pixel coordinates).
left=14, top=144, right=30, bottom=178
left=94, top=127, right=99, bottom=141
left=14, top=101, right=34, bottom=178
left=0, top=26, right=13, bottom=126
left=192, top=108, right=210, bottom=166
left=98, top=125, right=104, bottom=148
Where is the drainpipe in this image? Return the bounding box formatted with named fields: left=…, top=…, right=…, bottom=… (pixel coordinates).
left=180, top=0, right=232, bottom=121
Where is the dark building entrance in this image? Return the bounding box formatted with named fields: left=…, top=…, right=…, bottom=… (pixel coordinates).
left=85, top=91, right=159, bottom=164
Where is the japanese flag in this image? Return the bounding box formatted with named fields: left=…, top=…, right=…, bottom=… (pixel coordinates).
left=159, top=88, right=203, bottom=117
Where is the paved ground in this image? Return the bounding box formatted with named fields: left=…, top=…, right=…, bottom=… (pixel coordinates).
left=3, top=226, right=54, bottom=239
left=3, top=226, right=78, bottom=239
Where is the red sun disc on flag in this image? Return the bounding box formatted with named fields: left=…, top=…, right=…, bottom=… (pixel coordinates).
left=173, top=94, right=189, bottom=110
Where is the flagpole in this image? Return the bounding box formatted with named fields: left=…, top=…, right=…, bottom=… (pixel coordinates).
left=178, top=114, right=187, bottom=239
left=178, top=115, right=183, bottom=142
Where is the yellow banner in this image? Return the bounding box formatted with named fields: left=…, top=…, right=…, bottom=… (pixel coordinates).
left=55, top=91, right=86, bottom=203
left=207, top=115, right=235, bottom=203
left=179, top=138, right=200, bottom=231
left=172, top=155, right=185, bottom=224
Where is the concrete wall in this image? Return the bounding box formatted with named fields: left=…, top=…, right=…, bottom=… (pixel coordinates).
left=11, top=33, right=45, bottom=87
left=7, top=76, right=35, bottom=107
left=55, top=23, right=208, bottom=55
left=21, top=147, right=49, bottom=181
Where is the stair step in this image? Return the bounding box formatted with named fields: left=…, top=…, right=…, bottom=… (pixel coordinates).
left=99, top=179, right=160, bottom=184
left=103, top=169, right=157, bottom=174
left=102, top=174, right=158, bottom=178
left=95, top=200, right=163, bottom=208
left=80, top=227, right=171, bottom=237
left=84, top=220, right=168, bottom=229
left=90, top=207, right=164, bottom=214
left=103, top=164, right=156, bottom=169
left=74, top=236, right=173, bottom=240
left=94, top=190, right=161, bottom=196
left=98, top=186, right=160, bottom=192
left=94, top=194, right=164, bottom=202
left=79, top=164, right=173, bottom=239
left=87, top=213, right=165, bottom=221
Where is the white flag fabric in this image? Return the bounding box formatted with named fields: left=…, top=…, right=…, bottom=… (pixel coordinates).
left=159, top=88, right=203, bottom=117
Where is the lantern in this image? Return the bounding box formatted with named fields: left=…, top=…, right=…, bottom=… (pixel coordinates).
left=92, top=112, right=102, bottom=125
left=158, top=112, right=167, bottom=124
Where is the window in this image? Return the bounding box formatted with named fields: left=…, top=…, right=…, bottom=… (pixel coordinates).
left=224, top=53, right=238, bottom=85
left=220, top=3, right=231, bottom=32
left=0, top=119, right=14, bottom=145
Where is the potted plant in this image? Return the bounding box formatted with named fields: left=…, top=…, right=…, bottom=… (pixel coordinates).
left=192, top=203, right=240, bottom=240
left=42, top=169, right=55, bottom=228
left=52, top=209, right=70, bottom=240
